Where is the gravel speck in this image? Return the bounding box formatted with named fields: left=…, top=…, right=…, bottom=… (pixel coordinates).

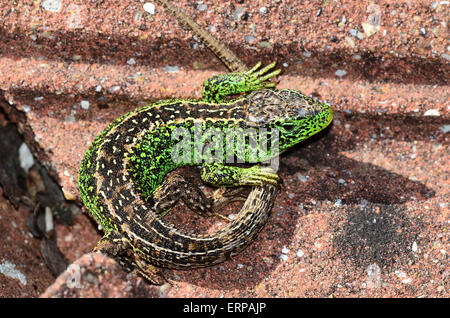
left=439, top=125, right=450, bottom=133
left=80, top=100, right=90, bottom=110
left=19, top=143, right=34, bottom=174
left=441, top=53, right=450, bottom=61
left=143, top=3, right=155, bottom=15
left=424, top=109, right=440, bottom=116
left=197, top=4, right=208, bottom=12
left=233, top=7, right=244, bottom=21
left=297, top=173, right=308, bottom=182
left=163, top=65, right=179, bottom=73
left=41, top=0, right=61, bottom=12
left=335, top=69, right=347, bottom=77
left=109, top=85, right=121, bottom=93
left=349, top=28, right=364, bottom=40
left=0, top=260, right=27, bottom=285
left=402, top=278, right=412, bottom=284
left=245, top=35, right=255, bottom=43
left=366, top=263, right=381, bottom=289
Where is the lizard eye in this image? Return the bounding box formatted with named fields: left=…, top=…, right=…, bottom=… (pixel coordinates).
left=282, top=123, right=297, bottom=131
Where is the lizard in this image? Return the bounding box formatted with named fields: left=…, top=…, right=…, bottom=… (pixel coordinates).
left=78, top=0, right=333, bottom=283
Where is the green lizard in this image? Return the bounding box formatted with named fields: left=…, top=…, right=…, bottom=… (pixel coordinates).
left=78, top=0, right=333, bottom=283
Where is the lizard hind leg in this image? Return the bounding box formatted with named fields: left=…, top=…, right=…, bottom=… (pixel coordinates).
left=94, top=229, right=129, bottom=257
left=94, top=230, right=166, bottom=284
left=152, top=173, right=230, bottom=221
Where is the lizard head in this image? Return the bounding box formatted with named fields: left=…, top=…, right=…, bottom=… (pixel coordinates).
left=245, top=89, right=333, bottom=153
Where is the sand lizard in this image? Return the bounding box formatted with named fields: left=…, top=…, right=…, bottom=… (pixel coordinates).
left=78, top=0, right=333, bottom=283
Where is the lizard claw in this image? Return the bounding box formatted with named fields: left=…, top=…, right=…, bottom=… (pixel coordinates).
left=239, top=166, right=280, bottom=186
left=245, top=61, right=281, bottom=90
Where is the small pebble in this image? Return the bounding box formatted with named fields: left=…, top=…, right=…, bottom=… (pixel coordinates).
left=244, top=35, right=255, bottom=43
left=143, top=2, right=155, bottom=15
left=281, top=246, right=289, bottom=254
left=109, top=85, right=121, bottom=93
left=80, top=100, right=90, bottom=110
left=302, top=51, right=312, bottom=58
left=335, top=69, right=347, bottom=77
left=159, top=283, right=171, bottom=298
left=424, top=109, right=440, bottom=116
left=19, top=143, right=34, bottom=174
left=345, top=36, right=355, bottom=48
left=0, top=261, right=27, bottom=285
left=402, top=278, right=412, bottom=284
left=296, top=249, right=304, bottom=257
left=44, top=207, right=54, bottom=233
left=297, top=173, right=308, bottom=182
left=366, top=263, right=382, bottom=289
left=127, top=58, right=136, bottom=65
left=65, top=110, right=76, bottom=123
left=349, top=28, right=364, bottom=40
left=412, top=241, right=418, bottom=252
left=259, top=6, right=268, bottom=14
left=41, top=0, right=61, bottom=12
left=362, top=22, right=379, bottom=37
left=163, top=65, right=179, bottom=73
left=280, top=254, right=288, bottom=261
left=233, top=7, right=244, bottom=21
left=197, top=3, right=207, bottom=12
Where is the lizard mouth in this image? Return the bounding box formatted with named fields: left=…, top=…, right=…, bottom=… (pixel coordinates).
left=276, top=106, right=333, bottom=139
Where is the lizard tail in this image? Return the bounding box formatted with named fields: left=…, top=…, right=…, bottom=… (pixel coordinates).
left=130, top=184, right=278, bottom=269
left=153, top=0, right=248, bottom=73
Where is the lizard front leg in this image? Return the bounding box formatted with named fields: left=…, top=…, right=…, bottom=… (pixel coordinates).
left=201, top=62, right=281, bottom=103
left=200, top=162, right=279, bottom=187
